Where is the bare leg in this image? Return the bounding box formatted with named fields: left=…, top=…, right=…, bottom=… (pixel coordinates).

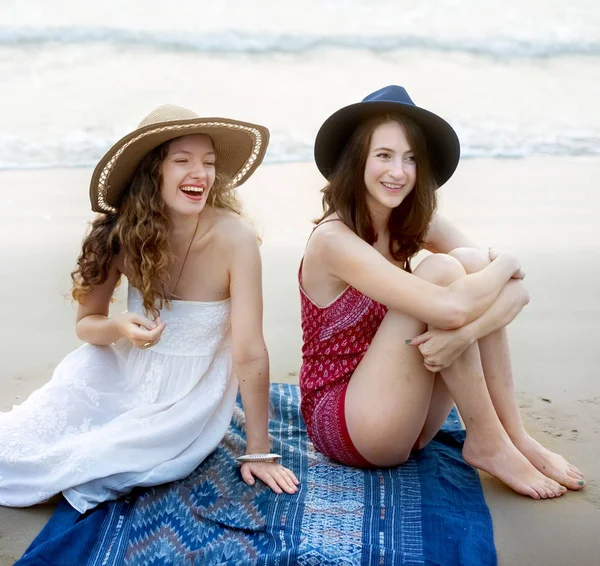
left=450, top=247, right=585, bottom=490
left=344, top=253, right=565, bottom=498
left=479, top=329, right=584, bottom=490
left=440, top=342, right=565, bottom=499
left=416, top=374, right=454, bottom=448
left=345, top=254, right=462, bottom=466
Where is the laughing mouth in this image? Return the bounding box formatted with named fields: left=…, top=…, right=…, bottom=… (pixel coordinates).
left=180, top=185, right=205, bottom=196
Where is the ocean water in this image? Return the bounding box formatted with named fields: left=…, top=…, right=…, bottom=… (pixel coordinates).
left=0, top=0, right=599, bottom=170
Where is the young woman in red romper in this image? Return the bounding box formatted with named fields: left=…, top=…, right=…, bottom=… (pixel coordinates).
left=298, top=85, right=585, bottom=499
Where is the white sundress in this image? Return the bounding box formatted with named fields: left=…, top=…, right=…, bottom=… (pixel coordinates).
left=0, top=287, right=237, bottom=513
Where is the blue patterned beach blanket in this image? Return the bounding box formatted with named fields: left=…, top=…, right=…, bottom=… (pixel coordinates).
left=18, top=383, right=496, bottom=566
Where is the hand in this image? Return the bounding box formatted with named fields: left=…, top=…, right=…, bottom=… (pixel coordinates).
left=488, top=247, right=525, bottom=280
left=240, top=461, right=300, bottom=495
left=115, top=312, right=167, bottom=349
left=408, top=327, right=473, bottom=373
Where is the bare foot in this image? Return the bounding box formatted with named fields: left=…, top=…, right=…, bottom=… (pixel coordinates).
left=512, top=434, right=585, bottom=491
left=463, top=434, right=567, bottom=499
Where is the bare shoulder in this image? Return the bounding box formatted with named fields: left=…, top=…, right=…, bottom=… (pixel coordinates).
left=306, top=216, right=361, bottom=259
left=212, top=210, right=259, bottom=250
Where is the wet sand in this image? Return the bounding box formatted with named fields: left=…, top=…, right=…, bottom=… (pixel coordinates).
left=1, top=158, right=599, bottom=564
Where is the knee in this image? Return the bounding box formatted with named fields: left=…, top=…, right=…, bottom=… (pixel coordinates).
left=448, top=247, right=490, bottom=274
left=413, top=253, right=466, bottom=287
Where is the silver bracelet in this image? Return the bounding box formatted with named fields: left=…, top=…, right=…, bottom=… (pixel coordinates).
left=236, top=453, right=281, bottom=464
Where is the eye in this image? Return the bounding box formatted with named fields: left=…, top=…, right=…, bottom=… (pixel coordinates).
left=204, top=161, right=216, bottom=167
left=405, top=154, right=416, bottom=163
left=376, top=152, right=391, bottom=159
left=174, top=158, right=188, bottom=163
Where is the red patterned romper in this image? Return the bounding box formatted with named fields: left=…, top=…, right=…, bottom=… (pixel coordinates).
left=299, top=220, right=388, bottom=467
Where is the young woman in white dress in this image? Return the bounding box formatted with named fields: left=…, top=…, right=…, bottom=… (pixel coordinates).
left=0, top=105, right=299, bottom=513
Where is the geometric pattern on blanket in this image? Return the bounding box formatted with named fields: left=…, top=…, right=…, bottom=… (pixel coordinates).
left=122, top=383, right=426, bottom=565
left=18, top=383, right=496, bottom=566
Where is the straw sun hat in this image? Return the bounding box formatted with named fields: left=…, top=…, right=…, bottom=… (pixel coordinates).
left=90, top=105, right=270, bottom=213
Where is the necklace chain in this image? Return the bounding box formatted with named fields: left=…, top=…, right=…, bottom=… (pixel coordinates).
left=168, top=214, right=201, bottom=300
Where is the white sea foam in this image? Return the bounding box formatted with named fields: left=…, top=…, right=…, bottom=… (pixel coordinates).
left=1, top=27, right=599, bottom=59
left=1, top=0, right=598, bottom=171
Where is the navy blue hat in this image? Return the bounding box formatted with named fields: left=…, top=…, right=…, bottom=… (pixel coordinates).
left=314, top=85, right=460, bottom=188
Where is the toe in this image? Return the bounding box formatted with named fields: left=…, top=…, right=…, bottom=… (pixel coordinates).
left=565, top=477, right=585, bottom=490
left=568, top=465, right=584, bottom=478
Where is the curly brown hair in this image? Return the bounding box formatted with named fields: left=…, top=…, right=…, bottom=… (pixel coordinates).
left=317, top=114, right=438, bottom=271
left=71, top=136, right=241, bottom=318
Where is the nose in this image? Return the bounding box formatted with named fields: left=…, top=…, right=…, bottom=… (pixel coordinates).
left=389, top=159, right=407, bottom=180
left=190, top=162, right=208, bottom=182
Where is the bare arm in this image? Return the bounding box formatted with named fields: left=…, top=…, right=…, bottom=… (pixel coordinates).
left=316, top=223, right=520, bottom=330
left=423, top=213, right=481, bottom=253
left=410, top=279, right=530, bottom=371
left=228, top=225, right=271, bottom=455
left=462, top=279, right=529, bottom=342
left=76, top=260, right=124, bottom=344
left=228, top=222, right=299, bottom=495
left=75, top=258, right=165, bottom=346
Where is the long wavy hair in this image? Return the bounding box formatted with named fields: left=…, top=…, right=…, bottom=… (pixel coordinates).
left=71, top=136, right=241, bottom=318
left=317, top=114, right=438, bottom=270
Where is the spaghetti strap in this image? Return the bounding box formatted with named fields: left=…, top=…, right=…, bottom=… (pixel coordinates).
left=305, top=217, right=344, bottom=246
left=316, top=218, right=343, bottom=227
left=299, top=217, right=345, bottom=282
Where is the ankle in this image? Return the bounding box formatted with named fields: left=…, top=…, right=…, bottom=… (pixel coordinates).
left=464, top=425, right=511, bottom=449
left=508, top=430, right=534, bottom=446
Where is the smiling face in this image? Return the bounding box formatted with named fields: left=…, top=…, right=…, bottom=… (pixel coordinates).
left=160, top=134, right=216, bottom=217
left=363, top=120, right=417, bottom=215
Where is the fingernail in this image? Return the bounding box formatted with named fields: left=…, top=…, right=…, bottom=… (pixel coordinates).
left=405, top=340, right=411, bottom=344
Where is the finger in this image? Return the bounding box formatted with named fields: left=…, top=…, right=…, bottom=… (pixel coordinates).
left=418, top=344, right=432, bottom=357
left=406, top=332, right=430, bottom=347
left=284, top=468, right=300, bottom=485
left=240, top=465, right=256, bottom=486
left=285, top=473, right=300, bottom=491
left=131, top=335, right=151, bottom=348
left=147, top=323, right=167, bottom=341
left=273, top=469, right=298, bottom=494
left=128, top=312, right=157, bottom=331
left=258, top=472, right=283, bottom=494
left=128, top=325, right=158, bottom=342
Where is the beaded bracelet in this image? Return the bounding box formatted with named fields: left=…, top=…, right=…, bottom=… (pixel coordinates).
left=236, top=453, right=281, bottom=464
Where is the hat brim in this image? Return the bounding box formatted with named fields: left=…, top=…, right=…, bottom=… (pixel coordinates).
left=90, top=117, right=269, bottom=213
left=314, top=101, right=460, bottom=188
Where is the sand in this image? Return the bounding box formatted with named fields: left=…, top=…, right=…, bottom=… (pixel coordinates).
left=1, top=157, right=599, bottom=565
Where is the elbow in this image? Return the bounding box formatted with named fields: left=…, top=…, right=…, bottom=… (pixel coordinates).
left=233, top=343, right=269, bottom=368
left=510, top=279, right=530, bottom=310
left=442, top=305, right=469, bottom=330
left=520, top=286, right=531, bottom=308
left=75, top=319, right=86, bottom=342
left=435, top=299, right=469, bottom=330
left=437, top=284, right=471, bottom=329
